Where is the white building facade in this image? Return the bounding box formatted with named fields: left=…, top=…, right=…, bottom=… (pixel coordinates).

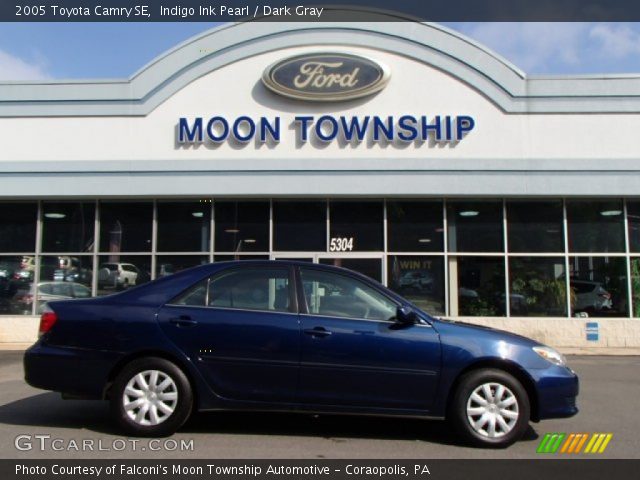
left=1, top=22, right=639, bottom=348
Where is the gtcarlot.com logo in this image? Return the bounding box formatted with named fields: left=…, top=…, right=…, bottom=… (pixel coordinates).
left=536, top=433, right=613, bottom=454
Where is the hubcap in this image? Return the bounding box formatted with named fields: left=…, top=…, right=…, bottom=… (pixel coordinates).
left=123, top=370, right=178, bottom=426
left=466, top=382, right=519, bottom=438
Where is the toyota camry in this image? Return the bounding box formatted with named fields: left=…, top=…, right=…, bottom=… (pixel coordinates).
left=24, top=260, right=578, bottom=447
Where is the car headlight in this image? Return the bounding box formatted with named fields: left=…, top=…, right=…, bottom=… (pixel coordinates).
left=533, top=346, right=566, bottom=367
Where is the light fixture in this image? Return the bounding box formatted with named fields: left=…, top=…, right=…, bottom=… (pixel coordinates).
left=434, top=227, right=444, bottom=233
left=459, top=210, right=479, bottom=217
left=600, top=210, right=622, bottom=217
left=224, top=228, right=240, bottom=233
left=418, top=238, right=431, bottom=243
left=243, top=239, right=256, bottom=244
left=191, top=212, right=204, bottom=218
left=44, top=213, right=66, bottom=219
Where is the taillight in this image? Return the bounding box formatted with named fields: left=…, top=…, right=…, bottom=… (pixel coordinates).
left=38, top=306, right=58, bottom=337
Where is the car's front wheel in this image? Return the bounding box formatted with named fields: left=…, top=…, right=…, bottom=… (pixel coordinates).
left=110, top=357, right=193, bottom=437
left=450, top=368, right=530, bottom=448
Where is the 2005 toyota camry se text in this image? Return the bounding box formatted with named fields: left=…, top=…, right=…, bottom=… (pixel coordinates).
left=24, top=261, right=578, bottom=447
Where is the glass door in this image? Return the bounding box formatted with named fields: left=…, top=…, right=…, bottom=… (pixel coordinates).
left=318, top=256, right=383, bottom=283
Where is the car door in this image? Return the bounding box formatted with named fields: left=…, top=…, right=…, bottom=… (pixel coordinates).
left=157, top=265, right=300, bottom=403
left=297, top=266, right=441, bottom=411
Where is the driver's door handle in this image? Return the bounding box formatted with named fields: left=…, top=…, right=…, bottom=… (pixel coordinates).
left=169, top=315, right=198, bottom=327
left=303, top=326, right=332, bottom=338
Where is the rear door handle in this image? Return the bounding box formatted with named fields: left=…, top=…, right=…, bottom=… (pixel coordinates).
left=169, top=315, right=198, bottom=327
left=304, top=326, right=332, bottom=338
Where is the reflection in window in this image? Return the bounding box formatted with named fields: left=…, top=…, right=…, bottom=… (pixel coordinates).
left=447, top=201, right=503, bottom=252
left=300, top=268, right=396, bottom=321
left=450, top=256, right=505, bottom=316
left=567, top=200, right=624, bottom=253
left=0, top=256, right=31, bottom=315
left=632, top=258, right=640, bottom=317
left=387, top=201, right=443, bottom=252
left=329, top=200, right=383, bottom=251
left=0, top=203, right=37, bottom=253
left=155, top=255, right=209, bottom=278
left=387, top=256, right=444, bottom=315
left=36, top=255, right=93, bottom=313
left=215, top=201, right=269, bottom=252
left=214, top=255, right=270, bottom=262
left=42, top=202, right=95, bottom=253
left=157, top=201, right=211, bottom=252
left=509, top=258, right=567, bottom=316
left=273, top=200, right=326, bottom=252
left=97, top=255, right=151, bottom=296
left=628, top=201, right=640, bottom=253
left=100, top=202, right=152, bottom=252
left=507, top=200, right=564, bottom=253
left=569, top=256, right=628, bottom=317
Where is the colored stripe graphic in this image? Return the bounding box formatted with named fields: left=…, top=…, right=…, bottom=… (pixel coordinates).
left=538, top=433, right=612, bottom=454
left=537, top=433, right=565, bottom=453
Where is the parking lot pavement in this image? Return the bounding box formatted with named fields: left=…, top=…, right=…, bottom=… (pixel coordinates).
left=0, top=352, right=638, bottom=459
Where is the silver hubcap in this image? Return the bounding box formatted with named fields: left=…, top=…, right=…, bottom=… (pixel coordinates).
left=123, top=370, right=178, bottom=426
left=466, top=382, right=519, bottom=438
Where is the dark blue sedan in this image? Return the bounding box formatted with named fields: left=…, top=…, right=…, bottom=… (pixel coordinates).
left=24, top=261, right=578, bottom=447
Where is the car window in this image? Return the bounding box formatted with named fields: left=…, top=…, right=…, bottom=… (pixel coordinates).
left=72, top=284, right=91, bottom=298
left=49, top=283, right=72, bottom=297
left=39, top=284, right=52, bottom=295
left=171, top=267, right=291, bottom=313
left=300, top=268, right=397, bottom=321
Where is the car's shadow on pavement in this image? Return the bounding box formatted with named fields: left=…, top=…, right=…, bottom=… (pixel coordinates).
left=0, top=393, right=539, bottom=447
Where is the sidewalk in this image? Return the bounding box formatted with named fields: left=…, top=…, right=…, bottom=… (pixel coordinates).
left=1, top=342, right=640, bottom=355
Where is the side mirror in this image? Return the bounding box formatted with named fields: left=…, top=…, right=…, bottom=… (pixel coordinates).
left=396, top=305, right=418, bottom=325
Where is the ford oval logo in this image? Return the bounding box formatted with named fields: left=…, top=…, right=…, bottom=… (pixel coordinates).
left=262, top=52, right=390, bottom=102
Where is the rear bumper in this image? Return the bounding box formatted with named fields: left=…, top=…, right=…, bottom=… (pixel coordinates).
left=24, top=341, right=121, bottom=399
left=533, top=366, right=580, bottom=420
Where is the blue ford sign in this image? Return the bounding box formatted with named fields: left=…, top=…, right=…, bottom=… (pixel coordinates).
left=262, top=52, right=390, bottom=101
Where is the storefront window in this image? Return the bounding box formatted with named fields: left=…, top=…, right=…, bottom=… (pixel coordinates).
left=215, top=201, right=269, bottom=253
left=329, top=200, right=383, bottom=252
left=99, top=202, right=152, bottom=252
left=0, top=255, right=30, bottom=315
left=157, top=201, right=211, bottom=252
left=628, top=201, right=640, bottom=253
left=0, top=203, right=37, bottom=253
left=214, top=255, right=270, bottom=262
left=387, top=256, right=445, bottom=315
left=36, top=255, right=93, bottom=312
left=567, top=200, right=625, bottom=253
left=447, top=201, right=503, bottom=252
left=97, top=255, right=151, bottom=296
left=42, top=202, right=95, bottom=253
left=155, top=255, right=209, bottom=278
left=450, top=256, right=505, bottom=316
left=632, top=258, right=640, bottom=318
left=273, top=200, right=326, bottom=251
left=507, top=200, right=564, bottom=253
left=387, top=200, right=443, bottom=252
left=509, top=258, right=567, bottom=316
left=569, top=256, right=628, bottom=317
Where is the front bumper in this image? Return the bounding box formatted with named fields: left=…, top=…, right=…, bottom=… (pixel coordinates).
left=532, top=365, right=580, bottom=420
left=24, top=341, right=121, bottom=399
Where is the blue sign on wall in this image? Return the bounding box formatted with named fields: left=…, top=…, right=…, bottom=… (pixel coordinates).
left=586, top=322, right=599, bottom=341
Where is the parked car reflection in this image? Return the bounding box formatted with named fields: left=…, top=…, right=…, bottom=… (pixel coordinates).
left=12, top=281, right=91, bottom=314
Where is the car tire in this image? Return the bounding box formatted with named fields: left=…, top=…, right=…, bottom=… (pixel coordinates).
left=110, top=357, right=193, bottom=437
left=449, top=368, right=530, bottom=448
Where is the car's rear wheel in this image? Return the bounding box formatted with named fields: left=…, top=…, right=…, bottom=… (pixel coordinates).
left=110, top=357, right=193, bottom=437
left=449, top=368, right=530, bottom=448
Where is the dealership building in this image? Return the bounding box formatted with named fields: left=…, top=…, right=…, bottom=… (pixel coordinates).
left=1, top=21, right=639, bottom=349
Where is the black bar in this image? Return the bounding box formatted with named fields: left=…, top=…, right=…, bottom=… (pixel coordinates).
left=2, top=1, right=640, bottom=22
left=3, top=460, right=640, bottom=480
